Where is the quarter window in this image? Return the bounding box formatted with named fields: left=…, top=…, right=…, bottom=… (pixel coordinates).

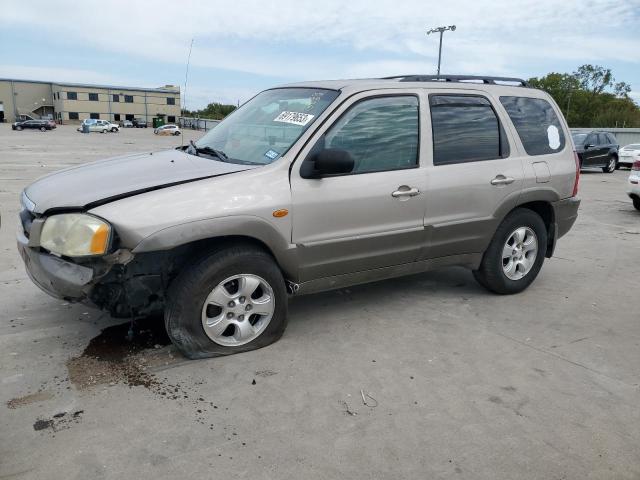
left=430, top=95, right=509, bottom=165
left=500, top=96, right=565, bottom=156
left=323, top=96, right=419, bottom=174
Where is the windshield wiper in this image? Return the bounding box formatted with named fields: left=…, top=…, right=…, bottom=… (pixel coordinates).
left=186, top=140, right=262, bottom=166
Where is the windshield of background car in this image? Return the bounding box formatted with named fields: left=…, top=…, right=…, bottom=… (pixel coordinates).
left=195, top=88, right=340, bottom=165
left=571, top=133, right=587, bottom=144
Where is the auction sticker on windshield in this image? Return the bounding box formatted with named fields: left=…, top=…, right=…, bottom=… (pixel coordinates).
left=274, top=111, right=314, bottom=126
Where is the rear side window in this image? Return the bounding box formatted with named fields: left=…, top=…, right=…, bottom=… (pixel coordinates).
left=430, top=95, right=509, bottom=166
left=325, top=96, right=419, bottom=174
left=500, top=96, right=565, bottom=156
left=606, top=133, right=617, bottom=144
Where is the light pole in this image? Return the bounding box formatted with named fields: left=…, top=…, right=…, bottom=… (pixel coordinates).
left=427, top=25, right=456, bottom=75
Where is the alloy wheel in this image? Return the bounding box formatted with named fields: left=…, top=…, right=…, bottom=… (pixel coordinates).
left=201, top=274, right=275, bottom=346
left=502, top=227, right=538, bottom=281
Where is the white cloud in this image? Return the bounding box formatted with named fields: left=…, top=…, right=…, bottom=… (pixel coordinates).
left=2, top=0, right=639, bottom=107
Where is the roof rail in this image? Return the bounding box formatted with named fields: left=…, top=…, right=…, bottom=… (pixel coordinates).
left=382, top=74, right=529, bottom=87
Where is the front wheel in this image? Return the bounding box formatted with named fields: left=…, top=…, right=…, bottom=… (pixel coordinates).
left=473, top=208, right=547, bottom=294
left=603, top=155, right=617, bottom=173
left=40, top=126, right=46, bottom=132
left=633, top=197, right=640, bottom=211
left=165, top=245, right=288, bottom=359
left=16, top=126, right=22, bottom=131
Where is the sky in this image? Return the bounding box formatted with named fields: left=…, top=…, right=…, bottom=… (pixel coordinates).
left=1, top=0, right=639, bottom=109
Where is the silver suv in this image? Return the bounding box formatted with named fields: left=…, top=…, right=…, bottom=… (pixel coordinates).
left=17, top=75, right=580, bottom=359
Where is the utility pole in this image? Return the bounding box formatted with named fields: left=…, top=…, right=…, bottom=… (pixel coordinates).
left=427, top=25, right=456, bottom=75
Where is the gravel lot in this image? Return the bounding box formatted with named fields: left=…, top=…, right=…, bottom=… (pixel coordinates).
left=1, top=124, right=639, bottom=479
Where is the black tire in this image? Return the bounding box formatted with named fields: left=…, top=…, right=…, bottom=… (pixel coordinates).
left=633, top=197, right=640, bottom=211
left=40, top=126, right=46, bottom=132
left=473, top=208, right=547, bottom=295
left=16, top=126, right=22, bottom=131
left=602, top=155, right=617, bottom=173
left=174, top=131, right=180, bottom=136
left=165, top=244, right=288, bottom=359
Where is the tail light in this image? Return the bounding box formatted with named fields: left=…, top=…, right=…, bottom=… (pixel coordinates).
left=632, top=160, right=640, bottom=171
left=572, top=151, right=580, bottom=197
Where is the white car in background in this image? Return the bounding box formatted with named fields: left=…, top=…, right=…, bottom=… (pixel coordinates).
left=154, top=124, right=181, bottom=136
left=77, top=119, right=119, bottom=133
left=628, top=160, right=640, bottom=211
left=619, top=144, right=640, bottom=169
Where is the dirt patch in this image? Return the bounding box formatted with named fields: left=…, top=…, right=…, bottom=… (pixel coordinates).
left=66, top=315, right=176, bottom=391
left=7, top=391, right=54, bottom=409
left=33, top=410, right=84, bottom=432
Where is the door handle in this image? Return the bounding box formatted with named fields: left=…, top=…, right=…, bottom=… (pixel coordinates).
left=391, top=186, right=421, bottom=198
left=490, top=175, right=515, bottom=186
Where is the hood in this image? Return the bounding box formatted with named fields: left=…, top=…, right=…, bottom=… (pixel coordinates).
left=25, top=149, right=258, bottom=214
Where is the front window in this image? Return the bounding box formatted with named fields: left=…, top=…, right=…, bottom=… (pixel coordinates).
left=195, top=88, right=339, bottom=165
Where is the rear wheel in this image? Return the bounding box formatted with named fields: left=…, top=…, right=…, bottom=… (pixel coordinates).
left=165, top=245, right=288, bottom=359
left=473, top=208, right=547, bottom=294
left=603, top=155, right=617, bottom=173
left=174, top=131, right=181, bottom=136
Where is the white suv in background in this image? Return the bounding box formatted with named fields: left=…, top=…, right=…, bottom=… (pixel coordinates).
left=619, top=144, right=640, bottom=169
left=628, top=160, right=640, bottom=211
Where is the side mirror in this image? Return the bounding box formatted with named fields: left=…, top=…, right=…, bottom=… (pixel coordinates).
left=302, top=148, right=354, bottom=178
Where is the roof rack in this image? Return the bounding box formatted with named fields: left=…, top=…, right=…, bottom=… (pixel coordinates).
left=382, top=75, right=529, bottom=87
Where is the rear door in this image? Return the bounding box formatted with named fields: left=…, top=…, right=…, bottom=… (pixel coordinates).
left=583, top=133, right=601, bottom=166
left=421, top=91, right=523, bottom=258
left=290, top=90, right=428, bottom=281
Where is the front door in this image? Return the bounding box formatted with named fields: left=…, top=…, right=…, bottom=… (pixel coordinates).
left=422, top=91, right=524, bottom=258
left=290, top=92, right=428, bottom=282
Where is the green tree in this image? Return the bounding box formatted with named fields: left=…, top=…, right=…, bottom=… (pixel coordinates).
left=183, top=102, right=237, bottom=120
left=528, top=65, right=640, bottom=128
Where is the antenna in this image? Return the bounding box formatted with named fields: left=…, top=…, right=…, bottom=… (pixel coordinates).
left=181, top=38, right=194, bottom=147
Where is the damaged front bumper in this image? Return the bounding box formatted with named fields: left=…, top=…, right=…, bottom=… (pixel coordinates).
left=17, top=227, right=95, bottom=301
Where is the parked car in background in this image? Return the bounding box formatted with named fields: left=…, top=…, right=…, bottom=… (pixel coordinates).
left=133, top=118, right=148, bottom=128
left=628, top=160, right=640, bottom=211
left=77, top=119, right=119, bottom=133
left=122, top=120, right=134, bottom=128
left=572, top=131, right=619, bottom=173
left=154, top=124, right=181, bottom=136
left=12, top=119, right=55, bottom=131
left=17, top=75, right=580, bottom=359
left=618, top=144, right=640, bottom=169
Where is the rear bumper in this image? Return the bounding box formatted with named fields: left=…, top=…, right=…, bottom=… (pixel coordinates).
left=547, top=197, right=580, bottom=257
left=553, top=197, right=580, bottom=239
left=17, top=229, right=94, bottom=301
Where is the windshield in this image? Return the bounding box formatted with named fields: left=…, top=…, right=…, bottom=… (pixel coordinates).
left=571, top=133, right=588, bottom=144
left=195, top=88, right=339, bottom=165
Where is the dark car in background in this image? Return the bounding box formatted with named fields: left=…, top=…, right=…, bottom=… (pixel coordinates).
left=572, top=131, right=619, bottom=173
left=12, top=119, right=56, bottom=131
left=132, top=118, right=148, bottom=128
